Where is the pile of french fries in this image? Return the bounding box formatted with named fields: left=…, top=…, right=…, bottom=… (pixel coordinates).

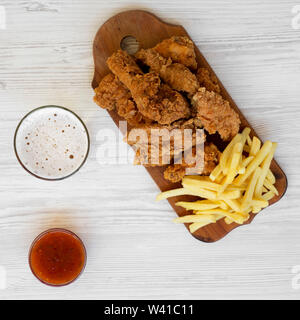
left=156, top=127, right=278, bottom=233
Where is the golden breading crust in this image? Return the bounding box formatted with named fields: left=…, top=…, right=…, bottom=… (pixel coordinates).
left=107, top=50, right=191, bottom=125
left=94, top=73, right=132, bottom=111
left=154, top=36, right=198, bottom=70
left=132, top=72, right=191, bottom=124
left=136, top=48, right=199, bottom=94
left=196, top=68, right=221, bottom=93
left=93, top=73, right=152, bottom=127
left=163, top=143, right=221, bottom=183
left=126, top=123, right=205, bottom=167
left=106, top=50, right=143, bottom=86
left=192, top=88, right=240, bottom=141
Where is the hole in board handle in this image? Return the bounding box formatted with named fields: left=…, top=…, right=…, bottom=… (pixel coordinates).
left=120, top=36, right=140, bottom=54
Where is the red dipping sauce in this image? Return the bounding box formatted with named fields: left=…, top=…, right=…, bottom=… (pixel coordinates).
left=29, top=228, right=86, bottom=286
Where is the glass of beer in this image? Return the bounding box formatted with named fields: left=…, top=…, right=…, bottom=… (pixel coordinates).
left=14, top=105, right=90, bottom=180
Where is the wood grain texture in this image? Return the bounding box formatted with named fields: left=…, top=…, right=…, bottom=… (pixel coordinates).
left=0, top=0, right=299, bottom=300
left=92, top=10, right=287, bottom=242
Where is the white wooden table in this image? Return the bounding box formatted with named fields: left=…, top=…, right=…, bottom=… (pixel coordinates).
left=0, top=0, right=300, bottom=300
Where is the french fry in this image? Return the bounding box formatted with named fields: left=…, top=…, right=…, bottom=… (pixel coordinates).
left=189, top=221, right=212, bottom=233
left=241, top=127, right=251, bottom=146
left=181, top=183, right=218, bottom=200
left=237, top=156, right=246, bottom=174
left=156, top=188, right=189, bottom=201
left=246, top=135, right=252, bottom=146
left=215, top=173, right=225, bottom=183
left=218, top=201, right=230, bottom=210
left=267, top=169, right=276, bottom=184
left=239, top=127, right=251, bottom=162
left=218, top=190, right=242, bottom=200
left=209, top=164, right=222, bottom=181
left=226, top=185, right=247, bottom=192
left=225, top=217, right=234, bottom=224
left=224, top=199, right=241, bottom=212
left=241, top=167, right=262, bottom=209
left=176, top=200, right=220, bottom=211
left=252, top=207, right=262, bottom=214
left=252, top=199, right=269, bottom=208
left=184, top=175, right=211, bottom=181
left=173, top=214, right=216, bottom=224
left=225, top=213, right=249, bottom=224
left=219, top=133, right=242, bottom=173
left=156, top=187, right=218, bottom=201
left=189, top=215, right=224, bottom=233
left=194, top=209, right=227, bottom=215
left=263, top=178, right=279, bottom=196
left=241, top=213, right=250, bottom=222
left=262, top=190, right=275, bottom=201
left=224, top=212, right=247, bottom=224
left=182, top=176, right=222, bottom=192
left=224, top=142, right=242, bottom=185
left=242, top=156, right=254, bottom=168
left=254, top=142, right=277, bottom=198
left=233, top=140, right=273, bottom=186
left=250, top=136, right=261, bottom=156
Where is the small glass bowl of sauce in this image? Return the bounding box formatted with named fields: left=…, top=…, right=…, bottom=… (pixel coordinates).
left=29, top=228, right=86, bottom=286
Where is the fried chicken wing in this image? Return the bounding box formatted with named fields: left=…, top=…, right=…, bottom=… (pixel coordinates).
left=192, top=88, right=240, bottom=141
left=196, top=67, right=220, bottom=93
left=106, top=50, right=143, bottom=87
left=94, top=73, right=131, bottom=111
left=136, top=48, right=199, bottom=94
left=107, top=50, right=191, bottom=124
left=154, top=36, right=197, bottom=70
left=93, top=73, right=152, bottom=127
left=163, top=143, right=221, bottom=183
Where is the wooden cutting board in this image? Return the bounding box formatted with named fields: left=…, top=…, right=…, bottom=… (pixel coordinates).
left=92, top=10, right=287, bottom=242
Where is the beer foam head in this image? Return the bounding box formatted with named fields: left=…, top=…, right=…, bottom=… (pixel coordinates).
left=14, top=106, right=89, bottom=180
